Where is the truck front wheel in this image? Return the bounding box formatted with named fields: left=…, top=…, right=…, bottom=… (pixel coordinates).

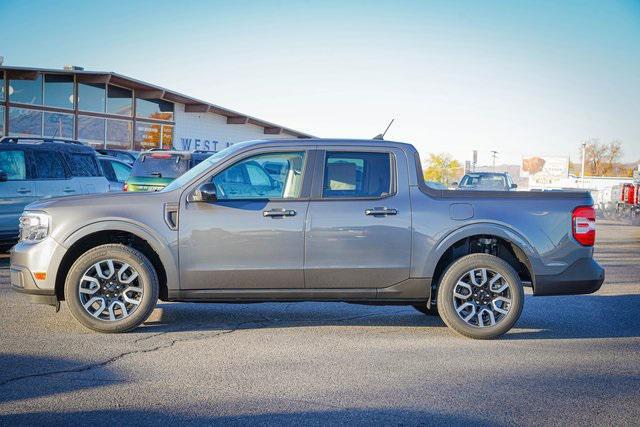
left=437, top=254, right=524, bottom=339
left=64, top=244, right=159, bottom=333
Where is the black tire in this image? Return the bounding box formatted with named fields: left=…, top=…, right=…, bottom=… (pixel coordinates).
left=64, top=244, right=159, bottom=333
left=437, top=253, right=524, bottom=339
left=412, top=303, right=439, bottom=316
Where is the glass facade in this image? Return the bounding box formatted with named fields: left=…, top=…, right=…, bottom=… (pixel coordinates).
left=44, top=112, right=75, bottom=139
left=0, top=106, right=4, bottom=135
left=107, top=85, right=132, bottom=116
left=136, top=98, right=174, bottom=121
left=78, top=82, right=106, bottom=113
left=78, top=115, right=105, bottom=147
left=134, top=122, right=161, bottom=150
left=161, top=125, right=174, bottom=149
left=9, top=108, right=43, bottom=137
left=44, top=74, right=74, bottom=109
left=106, top=119, right=133, bottom=149
left=1, top=73, right=4, bottom=101
left=9, top=75, right=43, bottom=105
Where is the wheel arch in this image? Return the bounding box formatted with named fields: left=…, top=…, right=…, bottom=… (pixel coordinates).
left=55, top=221, right=178, bottom=301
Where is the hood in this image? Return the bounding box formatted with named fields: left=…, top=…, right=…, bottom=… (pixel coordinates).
left=25, top=190, right=176, bottom=212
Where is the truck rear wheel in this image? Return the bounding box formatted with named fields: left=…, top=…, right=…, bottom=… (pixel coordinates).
left=437, top=253, right=524, bottom=339
left=64, top=244, right=159, bottom=333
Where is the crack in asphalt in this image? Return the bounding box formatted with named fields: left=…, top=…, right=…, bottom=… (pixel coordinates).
left=0, top=309, right=410, bottom=388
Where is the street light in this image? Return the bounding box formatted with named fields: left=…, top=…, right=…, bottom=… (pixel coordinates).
left=580, top=142, right=586, bottom=188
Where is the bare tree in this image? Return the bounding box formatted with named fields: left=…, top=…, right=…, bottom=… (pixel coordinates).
left=581, top=139, right=624, bottom=176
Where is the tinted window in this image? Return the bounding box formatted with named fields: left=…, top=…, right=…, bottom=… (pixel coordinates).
left=0, top=150, right=27, bottom=180
left=135, top=98, right=174, bottom=121
left=67, top=153, right=101, bottom=177
left=8, top=108, right=43, bottom=137
left=106, top=119, right=132, bottom=149
left=43, top=112, right=74, bottom=138
left=31, top=151, right=67, bottom=179
left=78, top=116, right=105, bottom=148
left=44, top=74, right=74, bottom=109
left=112, top=161, right=131, bottom=182
left=9, top=75, right=43, bottom=105
left=212, top=152, right=305, bottom=200
left=107, top=85, right=132, bottom=116
left=459, top=174, right=507, bottom=190
left=99, top=158, right=116, bottom=181
left=78, top=82, right=106, bottom=112
left=322, top=152, right=391, bottom=198
left=131, top=153, right=189, bottom=179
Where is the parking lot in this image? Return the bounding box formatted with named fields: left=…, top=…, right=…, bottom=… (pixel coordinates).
left=0, top=220, right=638, bottom=426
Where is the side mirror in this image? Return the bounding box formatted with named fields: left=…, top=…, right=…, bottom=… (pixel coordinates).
left=0, top=171, right=7, bottom=183
left=190, top=182, right=218, bottom=203
left=511, top=183, right=518, bottom=189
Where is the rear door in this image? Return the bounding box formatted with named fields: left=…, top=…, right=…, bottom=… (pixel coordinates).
left=0, top=148, right=36, bottom=241
left=304, top=147, right=412, bottom=289
left=29, top=149, right=77, bottom=198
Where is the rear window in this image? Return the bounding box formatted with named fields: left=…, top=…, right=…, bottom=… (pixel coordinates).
left=32, top=150, right=67, bottom=179
left=131, top=153, right=189, bottom=179
left=460, top=174, right=506, bottom=190
left=0, top=150, right=27, bottom=180
left=322, top=151, right=392, bottom=198
left=67, top=153, right=101, bottom=177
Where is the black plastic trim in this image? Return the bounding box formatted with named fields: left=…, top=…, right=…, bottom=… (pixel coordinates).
left=533, top=258, right=604, bottom=296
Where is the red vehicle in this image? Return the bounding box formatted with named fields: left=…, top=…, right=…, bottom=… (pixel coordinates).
left=615, top=178, right=640, bottom=225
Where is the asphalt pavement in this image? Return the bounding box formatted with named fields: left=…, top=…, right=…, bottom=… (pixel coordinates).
left=0, top=221, right=638, bottom=426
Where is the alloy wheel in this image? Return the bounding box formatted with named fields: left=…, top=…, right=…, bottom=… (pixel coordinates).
left=452, top=268, right=513, bottom=327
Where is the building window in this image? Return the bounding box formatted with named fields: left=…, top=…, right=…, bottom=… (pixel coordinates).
left=106, top=119, right=133, bottom=149
left=136, top=98, right=174, bottom=121
left=9, top=74, right=43, bottom=105
left=0, top=106, right=4, bottom=136
left=43, top=112, right=74, bottom=139
left=78, top=82, right=106, bottom=113
left=161, top=125, right=174, bottom=149
left=134, top=121, right=161, bottom=150
left=78, top=115, right=105, bottom=148
left=107, top=85, right=133, bottom=116
left=44, top=74, right=74, bottom=110
left=1, top=73, right=5, bottom=101
left=8, top=107, right=43, bottom=137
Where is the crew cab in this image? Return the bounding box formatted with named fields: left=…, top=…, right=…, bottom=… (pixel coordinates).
left=10, top=139, right=604, bottom=339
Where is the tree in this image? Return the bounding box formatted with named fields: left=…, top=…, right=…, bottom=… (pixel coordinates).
left=423, top=153, right=462, bottom=184
left=579, top=139, right=624, bottom=176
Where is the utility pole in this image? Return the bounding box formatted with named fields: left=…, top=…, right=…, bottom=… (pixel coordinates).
left=490, top=151, right=498, bottom=172
left=580, top=142, right=586, bottom=188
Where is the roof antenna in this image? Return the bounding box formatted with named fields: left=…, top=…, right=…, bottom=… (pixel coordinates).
left=373, top=118, right=394, bottom=140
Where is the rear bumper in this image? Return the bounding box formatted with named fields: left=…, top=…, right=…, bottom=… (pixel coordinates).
left=533, top=258, right=604, bottom=296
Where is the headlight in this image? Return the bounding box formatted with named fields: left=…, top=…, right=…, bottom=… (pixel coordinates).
left=19, top=212, right=51, bottom=242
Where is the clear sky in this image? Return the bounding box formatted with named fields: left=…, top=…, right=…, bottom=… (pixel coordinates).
left=1, top=0, right=639, bottom=165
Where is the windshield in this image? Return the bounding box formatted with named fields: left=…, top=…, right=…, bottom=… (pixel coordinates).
left=459, top=174, right=507, bottom=190
left=162, top=141, right=256, bottom=192
left=131, top=153, right=189, bottom=179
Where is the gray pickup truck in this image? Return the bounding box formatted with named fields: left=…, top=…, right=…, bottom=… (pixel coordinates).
left=10, top=139, right=604, bottom=339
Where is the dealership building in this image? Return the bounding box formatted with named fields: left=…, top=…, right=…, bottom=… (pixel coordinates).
left=0, top=65, right=311, bottom=152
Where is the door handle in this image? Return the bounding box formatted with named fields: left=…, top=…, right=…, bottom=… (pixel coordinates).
left=17, top=188, right=31, bottom=194
left=63, top=188, right=76, bottom=193
left=365, top=207, right=398, bottom=216
left=263, top=208, right=296, bottom=217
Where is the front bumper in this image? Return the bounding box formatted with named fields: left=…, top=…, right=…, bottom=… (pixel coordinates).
left=10, top=237, right=67, bottom=305
left=533, top=257, right=605, bottom=296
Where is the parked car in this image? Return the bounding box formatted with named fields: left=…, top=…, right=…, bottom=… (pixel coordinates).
left=124, top=151, right=213, bottom=192
left=95, top=149, right=139, bottom=165
left=98, top=156, right=132, bottom=192
left=454, top=172, right=518, bottom=191
left=0, top=137, right=109, bottom=251
left=10, top=139, right=603, bottom=339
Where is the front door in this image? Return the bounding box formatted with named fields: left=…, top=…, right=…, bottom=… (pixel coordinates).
left=179, top=149, right=311, bottom=290
left=305, top=148, right=412, bottom=289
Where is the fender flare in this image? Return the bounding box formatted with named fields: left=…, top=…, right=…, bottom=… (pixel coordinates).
left=61, top=220, right=179, bottom=291
left=422, top=222, right=541, bottom=279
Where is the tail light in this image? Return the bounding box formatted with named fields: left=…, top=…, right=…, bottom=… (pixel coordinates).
left=123, top=183, right=128, bottom=192
left=572, top=206, right=596, bottom=246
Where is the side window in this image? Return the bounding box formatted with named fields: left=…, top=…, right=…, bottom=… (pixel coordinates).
left=0, top=150, right=27, bottom=180
left=212, top=151, right=305, bottom=200
left=322, top=151, right=392, bottom=198
left=99, top=159, right=116, bottom=181
left=31, top=150, right=67, bottom=179
left=112, top=161, right=131, bottom=183
left=67, top=153, right=101, bottom=177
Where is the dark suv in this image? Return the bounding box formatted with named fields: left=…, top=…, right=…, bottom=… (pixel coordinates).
left=0, top=137, right=109, bottom=250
